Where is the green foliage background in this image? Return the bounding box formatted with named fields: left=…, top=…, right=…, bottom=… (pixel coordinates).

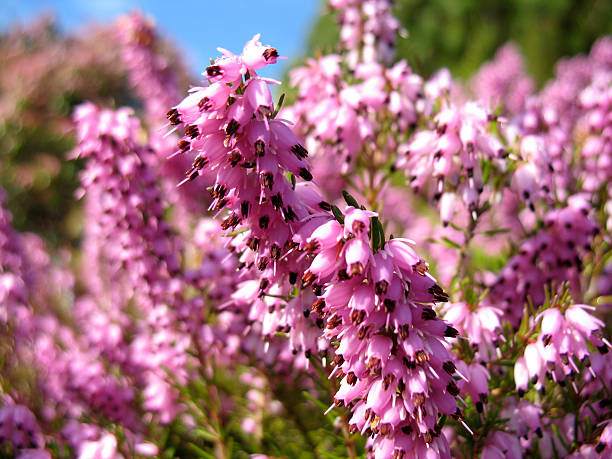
left=304, top=0, right=612, bottom=85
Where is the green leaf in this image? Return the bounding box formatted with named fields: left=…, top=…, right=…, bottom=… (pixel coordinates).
left=331, top=205, right=345, bottom=224
left=342, top=190, right=360, bottom=208
left=194, top=428, right=218, bottom=442
left=482, top=159, right=492, bottom=184
left=517, top=303, right=531, bottom=340
left=222, top=228, right=248, bottom=237
left=271, top=93, right=286, bottom=119
left=302, top=391, right=331, bottom=412
left=371, top=216, right=380, bottom=251
left=377, top=218, right=385, bottom=247
left=320, top=451, right=343, bottom=459
left=188, top=443, right=216, bottom=459
left=441, top=236, right=462, bottom=249
left=479, top=228, right=510, bottom=236
left=288, top=171, right=296, bottom=189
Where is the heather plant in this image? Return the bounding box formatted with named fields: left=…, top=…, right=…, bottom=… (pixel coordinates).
left=0, top=4, right=611, bottom=459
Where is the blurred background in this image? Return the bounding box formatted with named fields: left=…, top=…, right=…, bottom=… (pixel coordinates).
left=1, top=0, right=610, bottom=247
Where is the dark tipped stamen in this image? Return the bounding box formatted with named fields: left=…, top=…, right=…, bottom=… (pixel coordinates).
left=166, top=108, right=181, bottom=125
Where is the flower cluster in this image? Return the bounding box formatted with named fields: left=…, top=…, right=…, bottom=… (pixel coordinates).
left=0, top=187, right=31, bottom=335
left=470, top=43, right=534, bottom=115
left=167, top=34, right=327, bottom=362
left=2, top=5, right=612, bottom=458
left=330, top=0, right=399, bottom=66
left=489, top=198, right=598, bottom=323
left=395, top=102, right=507, bottom=218
left=515, top=304, right=609, bottom=395
left=295, top=206, right=458, bottom=456
left=286, top=57, right=423, bottom=198
left=74, top=103, right=191, bottom=423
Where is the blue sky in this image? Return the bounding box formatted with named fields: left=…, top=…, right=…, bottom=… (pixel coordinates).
left=1, top=0, right=324, bottom=80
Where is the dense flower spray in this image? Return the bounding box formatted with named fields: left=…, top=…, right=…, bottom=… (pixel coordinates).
left=167, top=34, right=327, bottom=362
left=470, top=43, right=534, bottom=115
left=117, top=11, right=206, bottom=215
left=295, top=207, right=460, bottom=457
left=330, top=0, right=399, bottom=67
left=2, top=5, right=612, bottom=458
left=168, top=33, right=469, bottom=458
left=74, top=103, right=192, bottom=423
left=0, top=187, right=32, bottom=335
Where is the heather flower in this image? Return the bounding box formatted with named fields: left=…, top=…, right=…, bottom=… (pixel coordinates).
left=441, top=302, right=504, bottom=361
left=169, top=35, right=325, bottom=362
left=480, top=430, right=521, bottom=459
left=489, top=200, right=598, bottom=323
left=596, top=422, right=612, bottom=455
left=330, top=0, right=400, bottom=67
left=470, top=43, right=534, bottom=114
left=455, top=361, right=490, bottom=413
left=396, top=101, right=507, bottom=220
left=299, top=207, right=460, bottom=457
left=514, top=303, right=609, bottom=393
left=74, top=102, right=194, bottom=423
left=117, top=11, right=206, bottom=216
left=78, top=432, right=121, bottom=459
left=0, top=404, right=45, bottom=451
left=0, top=187, right=32, bottom=335
left=287, top=57, right=423, bottom=196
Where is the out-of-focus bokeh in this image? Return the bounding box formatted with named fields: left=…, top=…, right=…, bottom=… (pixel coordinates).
left=308, top=0, right=612, bottom=84
left=0, top=0, right=610, bottom=246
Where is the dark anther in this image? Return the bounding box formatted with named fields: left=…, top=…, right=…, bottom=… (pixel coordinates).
left=241, top=200, right=250, bottom=218
left=220, top=213, right=240, bottom=230
left=302, top=271, right=315, bottom=287
left=383, top=298, right=396, bottom=313
left=444, top=325, right=459, bottom=338
left=228, top=150, right=242, bottom=167
left=350, top=262, right=364, bottom=277
left=428, top=284, right=449, bottom=302
left=261, top=172, right=274, bottom=190
left=413, top=260, right=429, bottom=275
left=290, top=144, right=309, bottom=158
left=271, top=193, right=283, bottom=210
left=198, top=97, right=211, bottom=111
left=206, top=65, right=222, bottom=77
left=255, top=140, right=265, bottom=156
left=327, top=314, right=342, bottom=329
left=270, top=244, right=281, bottom=260
left=421, top=307, right=437, bottom=320
left=263, top=48, right=279, bottom=61
left=311, top=298, right=325, bottom=315
left=318, top=201, right=332, bottom=211
left=259, top=215, right=270, bottom=229
left=446, top=381, right=460, bottom=396
left=375, top=280, right=389, bottom=295
left=283, top=206, right=298, bottom=222
left=259, top=278, right=270, bottom=291
left=166, top=108, right=181, bottom=125
left=178, top=139, right=190, bottom=152
left=185, top=125, right=199, bottom=138
left=443, top=361, right=456, bottom=375
left=257, top=257, right=269, bottom=271
left=299, top=167, right=313, bottom=181
left=226, top=119, right=240, bottom=136
left=415, top=350, right=430, bottom=364
left=246, top=237, right=260, bottom=251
